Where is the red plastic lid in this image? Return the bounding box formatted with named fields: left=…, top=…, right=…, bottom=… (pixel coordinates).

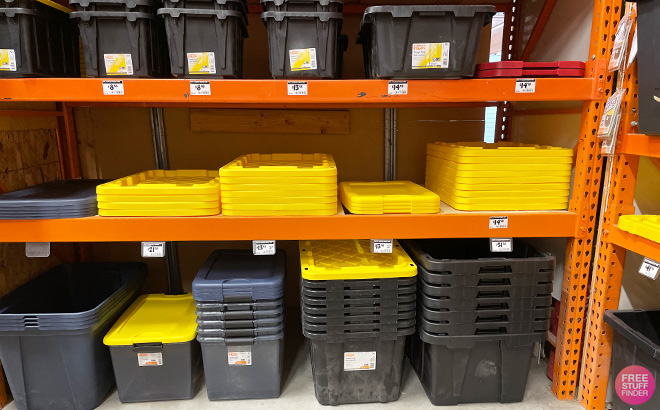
left=524, top=61, right=585, bottom=70
left=476, top=61, right=523, bottom=71
left=476, top=67, right=585, bottom=79
left=475, top=68, right=523, bottom=78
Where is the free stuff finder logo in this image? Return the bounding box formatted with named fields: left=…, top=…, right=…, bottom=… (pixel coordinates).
left=616, top=365, right=655, bottom=407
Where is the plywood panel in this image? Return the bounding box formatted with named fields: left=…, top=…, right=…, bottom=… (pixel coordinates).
left=190, top=109, right=350, bottom=135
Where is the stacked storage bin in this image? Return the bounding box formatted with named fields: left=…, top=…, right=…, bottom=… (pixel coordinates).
left=618, top=215, right=660, bottom=244
left=0, top=0, right=79, bottom=77
left=158, top=0, right=247, bottom=78
left=299, top=239, right=417, bottom=405
left=71, top=0, right=168, bottom=77
left=219, top=153, right=337, bottom=216
left=339, top=181, right=440, bottom=214
left=193, top=249, right=286, bottom=400
left=0, top=262, right=146, bottom=410
left=96, top=170, right=221, bottom=216
left=401, top=238, right=554, bottom=405
left=104, top=294, right=202, bottom=403
left=261, top=0, right=344, bottom=78
left=357, top=5, right=495, bottom=79
left=425, top=142, right=573, bottom=211
left=0, top=179, right=105, bottom=219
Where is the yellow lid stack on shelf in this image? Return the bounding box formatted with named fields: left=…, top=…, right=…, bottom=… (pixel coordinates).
left=425, top=142, right=573, bottom=211
left=339, top=181, right=440, bottom=214
left=618, top=215, right=660, bottom=244
left=97, top=170, right=221, bottom=216
left=219, top=153, right=338, bottom=216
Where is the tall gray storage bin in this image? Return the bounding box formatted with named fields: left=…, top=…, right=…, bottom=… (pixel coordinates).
left=0, top=262, right=146, bottom=410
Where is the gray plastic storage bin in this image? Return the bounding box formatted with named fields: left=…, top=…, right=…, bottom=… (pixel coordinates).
left=0, top=262, right=146, bottom=410
left=357, top=5, right=495, bottom=79
left=158, top=8, right=246, bottom=78
left=0, top=4, right=79, bottom=77
left=70, top=0, right=156, bottom=12
left=163, top=0, right=247, bottom=13
left=193, top=249, right=286, bottom=302
left=261, top=11, right=342, bottom=78
left=310, top=335, right=407, bottom=405
left=196, top=304, right=284, bottom=320
left=260, top=0, right=342, bottom=12
left=72, top=10, right=168, bottom=77
left=199, top=333, right=284, bottom=400
left=197, top=316, right=283, bottom=328
left=109, top=341, right=203, bottom=402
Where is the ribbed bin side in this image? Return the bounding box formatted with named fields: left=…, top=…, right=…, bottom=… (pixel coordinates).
left=309, top=336, right=406, bottom=405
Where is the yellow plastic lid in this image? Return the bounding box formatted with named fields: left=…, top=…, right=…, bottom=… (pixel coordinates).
left=104, top=294, right=197, bottom=346
left=300, top=239, right=417, bottom=280
left=220, top=153, right=337, bottom=177
left=427, top=142, right=573, bottom=158
left=618, top=215, right=660, bottom=244
left=98, top=200, right=220, bottom=210
left=222, top=196, right=337, bottom=204
left=219, top=175, right=337, bottom=184
left=223, top=208, right=337, bottom=216
left=98, top=194, right=219, bottom=203
left=426, top=155, right=572, bottom=172
left=222, top=202, right=337, bottom=211
left=221, top=188, right=337, bottom=198
left=339, top=181, right=440, bottom=207
left=99, top=207, right=220, bottom=217
left=97, top=170, right=220, bottom=195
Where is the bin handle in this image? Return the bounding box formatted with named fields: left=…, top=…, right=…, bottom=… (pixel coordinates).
left=132, top=342, right=164, bottom=352
left=223, top=337, right=256, bottom=346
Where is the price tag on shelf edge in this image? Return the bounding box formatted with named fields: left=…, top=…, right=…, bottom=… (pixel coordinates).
left=638, top=258, right=660, bottom=280
left=287, top=81, right=308, bottom=96
left=253, top=240, right=276, bottom=256
left=141, top=242, right=165, bottom=258
left=388, top=81, right=408, bottom=95
left=490, top=238, right=513, bottom=253
left=190, top=81, right=211, bottom=96
left=102, top=80, right=124, bottom=95
left=515, top=79, right=536, bottom=94
left=25, top=242, right=50, bottom=258
left=370, top=239, right=393, bottom=254
left=489, top=216, right=508, bottom=229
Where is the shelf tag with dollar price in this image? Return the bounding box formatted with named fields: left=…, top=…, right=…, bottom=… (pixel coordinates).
left=489, top=216, right=508, bottom=229
left=388, top=81, right=408, bottom=95
left=370, top=239, right=393, bottom=254
left=102, top=80, right=124, bottom=95
left=515, top=79, right=536, bottom=94
left=639, top=258, right=660, bottom=280
left=490, top=238, right=513, bottom=253
left=190, top=81, right=211, bottom=96
left=287, top=81, right=308, bottom=96
left=141, top=242, right=165, bottom=258
left=253, top=240, right=276, bottom=255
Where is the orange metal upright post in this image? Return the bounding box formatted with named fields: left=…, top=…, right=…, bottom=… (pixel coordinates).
left=494, top=0, right=521, bottom=141
left=552, top=0, right=622, bottom=400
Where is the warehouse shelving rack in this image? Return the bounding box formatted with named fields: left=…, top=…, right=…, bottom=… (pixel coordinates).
left=0, top=0, right=623, bottom=405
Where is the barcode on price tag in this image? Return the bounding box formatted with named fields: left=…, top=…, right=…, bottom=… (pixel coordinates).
left=370, top=239, right=393, bottom=254
left=141, top=242, right=165, bottom=258
left=102, top=80, right=124, bottom=95
left=253, top=240, right=276, bottom=255
left=490, top=238, right=513, bottom=253
left=638, top=258, right=660, bottom=280
left=190, top=81, right=211, bottom=95
left=489, top=216, right=508, bottom=229
left=515, top=79, right=536, bottom=94
left=287, top=81, right=308, bottom=96
left=388, top=81, right=408, bottom=95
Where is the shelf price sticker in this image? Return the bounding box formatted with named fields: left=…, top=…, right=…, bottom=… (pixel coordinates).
left=388, top=81, right=408, bottom=95
left=287, top=81, right=308, bottom=96
left=102, top=80, right=124, bottom=96
left=25, top=242, right=50, bottom=258
left=370, top=239, right=393, bottom=254
left=190, top=81, right=211, bottom=96
left=228, top=346, right=252, bottom=366
left=489, top=216, right=508, bottom=229
left=638, top=258, right=660, bottom=280
left=253, top=240, right=276, bottom=256
left=490, top=238, right=513, bottom=253
left=515, top=79, right=536, bottom=94
left=137, top=352, right=163, bottom=367
left=344, top=351, right=376, bottom=371
left=141, top=242, right=165, bottom=258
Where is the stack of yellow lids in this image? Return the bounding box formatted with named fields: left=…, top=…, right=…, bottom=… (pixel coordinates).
left=219, top=153, right=338, bottom=216
left=339, top=181, right=440, bottom=214
left=299, top=239, right=417, bottom=280
left=97, top=170, right=221, bottom=216
left=425, top=142, right=573, bottom=211
left=619, top=215, right=660, bottom=244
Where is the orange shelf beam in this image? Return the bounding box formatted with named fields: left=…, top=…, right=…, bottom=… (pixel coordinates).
left=608, top=226, right=660, bottom=262
left=0, top=211, right=577, bottom=242
left=618, top=133, right=660, bottom=158
left=0, top=78, right=600, bottom=108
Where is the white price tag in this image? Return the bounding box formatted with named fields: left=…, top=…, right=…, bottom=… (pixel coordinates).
left=253, top=240, right=276, bottom=255
left=515, top=79, right=536, bottom=94
left=489, top=216, right=508, bottom=229
left=137, top=352, right=163, bottom=366
left=388, top=81, right=408, bottom=95
left=344, top=351, right=376, bottom=371
left=141, top=242, right=165, bottom=258
left=490, top=238, right=513, bottom=253
left=370, top=239, right=393, bottom=254
left=228, top=346, right=252, bottom=366
left=102, top=80, right=124, bottom=95
left=638, top=258, right=660, bottom=280
left=287, top=81, right=308, bottom=96
left=190, top=81, right=211, bottom=96
left=25, top=242, right=50, bottom=258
